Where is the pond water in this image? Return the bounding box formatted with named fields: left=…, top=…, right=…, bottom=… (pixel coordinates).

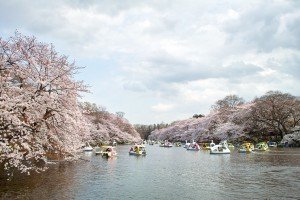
left=1, top=145, right=300, bottom=200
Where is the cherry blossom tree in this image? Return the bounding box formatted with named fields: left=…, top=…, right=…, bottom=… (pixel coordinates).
left=149, top=106, right=250, bottom=142
left=149, top=92, right=299, bottom=143
left=251, top=91, right=300, bottom=138
left=211, top=94, right=245, bottom=111
left=80, top=102, right=141, bottom=145
left=0, top=33, right=89, bottom=174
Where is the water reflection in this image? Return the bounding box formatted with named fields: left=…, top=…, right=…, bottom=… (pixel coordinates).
left=0, top=146, right=300, bottom=199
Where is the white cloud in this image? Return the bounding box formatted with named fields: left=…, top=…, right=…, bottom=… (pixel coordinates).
left=1, top=0, right=299, bottom=124
left=151, top=103, right=175, bottom=112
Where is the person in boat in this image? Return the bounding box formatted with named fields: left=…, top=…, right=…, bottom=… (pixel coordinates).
left=218, top=146, right=222, bottom=151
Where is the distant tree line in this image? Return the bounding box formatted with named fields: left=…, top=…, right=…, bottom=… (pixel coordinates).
left=134, top=123, right=169, bottom=139
left=149, top=91, right=300, bottom=143
left=193, top=114, right=205, bottom=118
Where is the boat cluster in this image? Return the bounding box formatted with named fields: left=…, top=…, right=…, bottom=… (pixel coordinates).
left=82, top=142, right=147, bottom=158
left=181, top=140, right=232, bottom=154
left=148, top=139, right=277, bottom=154
left=82, top=140, right=277, bottom=157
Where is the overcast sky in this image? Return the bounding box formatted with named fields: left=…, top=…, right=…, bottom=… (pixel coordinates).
left=1, top=0, right=299, bottom=124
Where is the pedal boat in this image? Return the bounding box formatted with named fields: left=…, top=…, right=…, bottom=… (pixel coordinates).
left=100, top=146, right=117, bottom=157
left=238, top=142, right=254, bottom=153
left=129, top=145, right=146, bottom=156
left=210, top=140, right=231, bottom=154
left=254, top=142, right=269, bottom=151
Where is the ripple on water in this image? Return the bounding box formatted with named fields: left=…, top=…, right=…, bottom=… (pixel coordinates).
left=1, top=146, right=300, bottom=200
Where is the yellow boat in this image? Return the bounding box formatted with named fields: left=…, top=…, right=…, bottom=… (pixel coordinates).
left=129, top=145, right=146, bottom=156
left=202, top=143, right=211, bottom=150
left=174, top=142, right=182, bottom=147
left=238, top=142, right=254, bottom=153
left=100, top=146, right=117, bottom=157
left=201, top=140, right=215, bottom=150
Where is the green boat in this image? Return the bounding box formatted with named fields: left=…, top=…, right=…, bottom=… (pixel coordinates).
left=228, top=143, right=235, bottom=149
left=254, top=142, right=269, bottom=151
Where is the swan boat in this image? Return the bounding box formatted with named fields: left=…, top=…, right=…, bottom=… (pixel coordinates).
left=254, top=142, right=269, bottom=151
left=174, top=142, right=182, bottom=147
left=187, top=142, right=200, bottom=151
left=228, top=143, right=235, bottom=149
left=268, top=141, right=277, bottom=148
left=183, top=140, right=191, bottom=148
left=129, top=145, right=146, bottom=156
left=94, top=146, right=102, bottom=155
left=210, top=140, right=231, bottom=154
left=159, top=141, right=173, bottom=147
left=238, top=142, right=254, bottom=153
left=100, top=146, right=117, bottom=157
left=201, top=143, right=210, bottom=150
left=83, top=143, right=93, bottom=151
left=202, top=140, right=216, bottom=150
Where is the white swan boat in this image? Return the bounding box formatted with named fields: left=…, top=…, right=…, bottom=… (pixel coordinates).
left=83, top=143, right=93, bottom=151
left=183, top=140, right=191, bottom=148
left=210, top=140, right=231, bottom=154
left=159, top=140, right=173, bottom=147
